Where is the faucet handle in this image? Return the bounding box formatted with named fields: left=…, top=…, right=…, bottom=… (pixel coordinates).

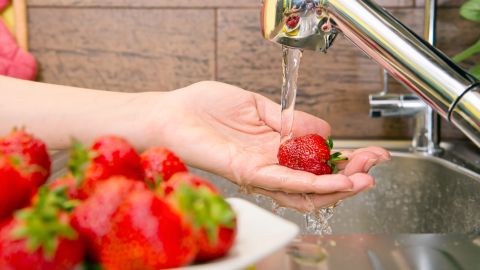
left=261, top=0, right=338, bottom=52
left=369, top=94, right=426, bottom=118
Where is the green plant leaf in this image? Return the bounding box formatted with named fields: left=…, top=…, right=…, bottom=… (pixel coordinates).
left=453, top=39, right=480, bottom=63
left=470, top=63, right=480, bottom=79
left=460, top=0, right=480, bottom=22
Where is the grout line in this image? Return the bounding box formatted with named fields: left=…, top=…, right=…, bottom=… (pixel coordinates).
left=214, top=8, right=218, bottom=81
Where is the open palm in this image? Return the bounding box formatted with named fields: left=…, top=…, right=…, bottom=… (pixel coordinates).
left=155, top=81, right=390, bottom=211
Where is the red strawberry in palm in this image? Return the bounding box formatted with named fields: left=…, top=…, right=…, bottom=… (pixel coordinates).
left=141, top=147, right=188, bottom=188
left=0, top=155, right=36, bottom=221
left=277, top=134, right=347, bottom=175
left=71, top=177, right=147, bottom=260
left=0, top=129, right=51, bottom=187
left=0, top=187, right=84, bottom=270
left=165, top=173, right=237, bottom=262
left=100, top=189, right=197, bottom=269
left=68, top=136, right=144, bottom=199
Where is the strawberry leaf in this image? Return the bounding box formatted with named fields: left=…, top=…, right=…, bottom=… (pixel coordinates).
left=8, top=155, right=24, bottom=167
left=327, top=136, right=334, bottom=150
left=67, top=139, right=91, bottom=186
left=147, top=175, right=164, bottom=190
left=11, top=187, right=79, bottom=260
left=174, top=184, right=235, bottom=245
left=83, top=262, right=104, bottom=270
left=329, top=151, right=348, bottom=174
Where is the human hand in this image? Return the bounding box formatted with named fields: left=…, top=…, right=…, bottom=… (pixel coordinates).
left=151, top=81, right=390, bottom=211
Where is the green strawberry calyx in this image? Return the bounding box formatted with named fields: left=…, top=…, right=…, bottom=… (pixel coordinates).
left=67, top=139, right=95, bottom=186
left=7, top=154, right=48, bottom=176
left=173, top=184, right=236, bottom=245
left=147, top=175, right=164, bottom=190
left=326, top=136, right=348, bottom=174
left=11, top=186, right=79, bottom=260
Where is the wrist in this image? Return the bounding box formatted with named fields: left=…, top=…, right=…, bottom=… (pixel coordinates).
left=133, top=90, right=179, bottom=151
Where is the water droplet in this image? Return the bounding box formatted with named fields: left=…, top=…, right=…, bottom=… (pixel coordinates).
left=287, top=241, right=328, bottom=266
left=473, top=237, right=480, bottom=247
left=238, top=185, right=253, bottom=195
left=272, top=200, right=287, bottom=216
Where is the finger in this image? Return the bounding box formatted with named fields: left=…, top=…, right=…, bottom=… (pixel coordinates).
left=251, top=173, right=375, bottom=212
left=349, top=173, right=376, bottom=193
left=341, top=146, right=391, bottom=161
left=250, top=164, right=354, bottom=194
left=254, top=94, right=331, bottom=138
left=336, top=147, right=391, bottom=171
left=342, top=151, right=380, bottom=176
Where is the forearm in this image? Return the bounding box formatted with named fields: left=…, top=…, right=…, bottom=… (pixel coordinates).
left=0, top=76, right=166, bottom=150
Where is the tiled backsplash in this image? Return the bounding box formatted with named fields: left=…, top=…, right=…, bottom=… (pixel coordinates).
left=28, top=0, right=479, bottom=139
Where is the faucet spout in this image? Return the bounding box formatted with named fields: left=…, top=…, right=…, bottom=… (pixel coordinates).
left=261, top=0, right=480, bottom=147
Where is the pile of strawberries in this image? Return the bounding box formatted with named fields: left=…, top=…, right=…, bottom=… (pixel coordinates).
left=0, top=130, right=237, bottom=270
left=285, top=14, right=300, bottom=30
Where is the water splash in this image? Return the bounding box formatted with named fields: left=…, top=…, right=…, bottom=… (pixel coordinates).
left=237, top=184, right=253, bottom=196
left=304, top=207, right=335, bottom=235
left=272, top=200, right=287, bottom=216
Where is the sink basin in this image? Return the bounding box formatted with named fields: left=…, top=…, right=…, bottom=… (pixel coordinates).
left=330, top=152, right=480, bottom=234
left=190, top=149, right=480, bottom=234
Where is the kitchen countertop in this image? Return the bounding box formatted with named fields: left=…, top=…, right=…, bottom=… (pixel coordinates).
left=255, top=234, right=480, bottom=270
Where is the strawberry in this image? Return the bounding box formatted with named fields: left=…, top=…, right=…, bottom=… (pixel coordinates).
left=163, top=172, right=218, bottom=196
left=90, top=136, right=144, bottom=180
left=0, top=155, right=35, bottom=221
left=0, top=187, right=84, bottom=270
left=71, top=177, right=147, bottom=260
left=47, top=174, right=80, bottom=200
left=277, top=134, right=347, bottom=175
left=100, top=189, right=197, bottom=269
left=68, top=136, right=144, bottom=199
left=164, top=173, right=237, bottom=262
left=0, top=129, right=51, bottom=187
left=141, top=147, right=188, bottom=188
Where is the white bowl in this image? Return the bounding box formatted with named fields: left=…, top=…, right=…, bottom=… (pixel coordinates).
left=175, top=198, right=299, bottom=270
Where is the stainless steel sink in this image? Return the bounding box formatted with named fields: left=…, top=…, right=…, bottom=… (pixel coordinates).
left=330, top=152, right=480, bottom=234
left=189, top=141, right=480, bottom=234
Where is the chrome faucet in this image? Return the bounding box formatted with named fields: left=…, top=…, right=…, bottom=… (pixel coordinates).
left=369, top=0, right=442, bottom=154
left=261, top=0, right=480, bottom=148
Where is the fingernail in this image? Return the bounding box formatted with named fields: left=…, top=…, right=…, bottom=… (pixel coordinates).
left=340, top=188, right=354, bottom=192
left=379, top=153, right=391, bottom=161
left=363, top=158, right=377, bottom=172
